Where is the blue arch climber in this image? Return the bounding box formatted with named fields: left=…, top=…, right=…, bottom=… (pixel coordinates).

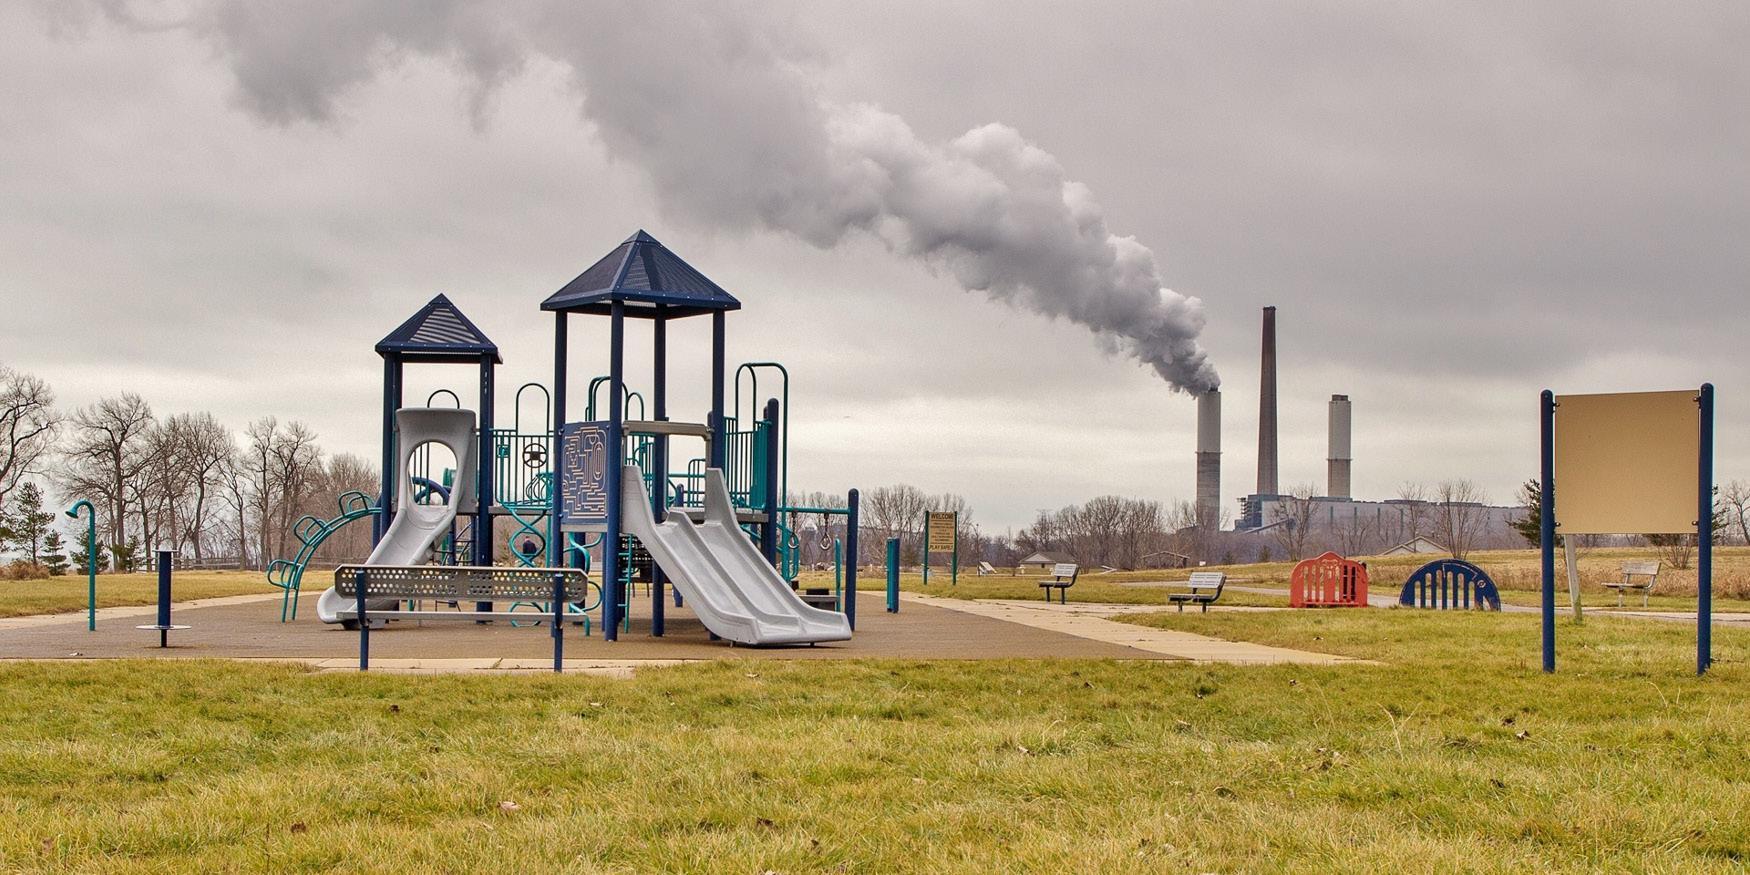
left=1399, top=559, right=1500, bottom=611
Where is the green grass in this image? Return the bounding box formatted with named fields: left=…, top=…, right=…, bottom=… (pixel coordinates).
left=0, top=571, right=272, bottom=619
left=2, top=607, right=1749, bottom=870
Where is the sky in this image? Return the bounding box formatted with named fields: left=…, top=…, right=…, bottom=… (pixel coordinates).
left=3, top=1, right=1746, bottom=533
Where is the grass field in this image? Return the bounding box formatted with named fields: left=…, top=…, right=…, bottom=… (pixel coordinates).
left=0, top=571, right=271, bottom=619
left=2, top=606, right=1747, bottom=871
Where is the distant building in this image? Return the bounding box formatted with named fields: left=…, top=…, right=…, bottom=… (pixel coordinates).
left=1017, top=550, right=1077, bottom=570
left=1383, top=536, right=1448, bottom=556
left=1233, top=494, right=1524, bottom=554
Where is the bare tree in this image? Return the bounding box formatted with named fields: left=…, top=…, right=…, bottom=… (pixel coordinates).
left=1434, top=479, right=1489, bottom=559
left=1334, top=509, right=1381, bottom=557
left=0, top=365, right=61, bottom=507
left=163, top=412, right=238, bottom=562
left=1721, top=480, right=1750, bottom=546
left=57, top=394, right=155, bottom=568
left=1269, top=484, right=1317, bottom=560
left=862, top=484, right=929, bottom=561
left=1394, top=481, right=1431, bottom=545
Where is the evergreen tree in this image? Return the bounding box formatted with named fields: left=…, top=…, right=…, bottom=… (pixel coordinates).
left=110, top=538, right=141, bottom=573
left=6, top=483, right=56, bottom=563
left=41, top=530, right=68, bottom=576
left=71, top=527, right=97, bottom=575
left=1511, top=478, right=1541, bottom=545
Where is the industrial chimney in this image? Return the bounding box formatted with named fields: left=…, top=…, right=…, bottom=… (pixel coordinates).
left=1327, top=394, right=1352, bottom=499
left=1256, top=306, right=1279, bottom=496
left=1195, top=388, right=1221, bottom=526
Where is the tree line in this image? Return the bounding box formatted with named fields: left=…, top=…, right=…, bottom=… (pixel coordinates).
left=0, top=364, right=375, bottom=575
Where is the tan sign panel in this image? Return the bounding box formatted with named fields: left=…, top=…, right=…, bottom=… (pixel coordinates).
left=925, top=511, right=957, bottom=553
left=1554, top=390, right=1699, bottom=534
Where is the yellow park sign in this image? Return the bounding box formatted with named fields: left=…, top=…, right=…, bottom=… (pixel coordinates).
left=926, top=511, right=957, bottom=553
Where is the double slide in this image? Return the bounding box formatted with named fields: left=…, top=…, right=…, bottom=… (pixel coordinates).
left=620, top=465, right=851, bottom=646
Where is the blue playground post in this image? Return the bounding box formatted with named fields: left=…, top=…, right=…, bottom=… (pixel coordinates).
left=845, top=488, right=859, bottom=630
left=551, top=572, right=565, bottom=672
left=1698, top=383, right=1714, bottom=675
left=651, top=308, right=668, bottom=637
left=135, top=547, right=189, bottom=648
left=65, top=500, right=97, bottom=631
left=603, top=299, right=625, bottom=641
left=886, top=537, right=900, bottom=613
left=1539, top=390, right=1555, bottom=673
left=356, top=568, right=369, bottom=670
left=760, top=398, right=780, bottom=566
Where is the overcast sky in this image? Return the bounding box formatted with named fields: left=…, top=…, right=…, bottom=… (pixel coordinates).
left=3, top=2, right=1746, bottom=532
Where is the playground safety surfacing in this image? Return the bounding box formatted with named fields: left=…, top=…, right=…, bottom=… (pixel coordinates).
left=0, top=591, right=1360, bottom=672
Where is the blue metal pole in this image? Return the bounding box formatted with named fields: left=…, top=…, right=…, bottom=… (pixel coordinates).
left=66, top=500, right=96, bottom=630
left=550, top=313, right=567, bottom=569
left=760, top=398, right=779, bottom=566
left=377, top=354, right=401, bottom=543
left=155, top=547, right=172, bottom=647
left=1539, top=389, right=1556, bottom=673
left=1698, top=383, right=1714, bottom=675
left=552, top=572, right=565, bottom=672
left=356, top=568, right=369, bottom=671
left=886, top=537, right=899, bottom=613
left=710, top=311, right=725, bottom=468
left=604, top=301, right=625, bottom=641
left=476, top=353, right=495, bottom=613
left=846, top=488, right=859, bottom=630
left=652, top=309, right=667, bottom=637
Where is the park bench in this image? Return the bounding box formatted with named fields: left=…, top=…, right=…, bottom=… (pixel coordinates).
left=1038, top=562, right=1079, bottom=603
left=1167, top=571, right=1227, bottom=612
left=977, top=561, right=996, bottom=576
left=333, top=564, right=594, bottom=627
left=1602, top=560, right=1660, bottom=607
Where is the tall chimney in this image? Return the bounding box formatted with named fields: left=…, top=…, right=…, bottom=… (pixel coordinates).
left=1327, top=394, right=1352, bottom=499
left=1256, top=305, right=1278, bottom=495
left=1195, top=388, right=1221, bottom=526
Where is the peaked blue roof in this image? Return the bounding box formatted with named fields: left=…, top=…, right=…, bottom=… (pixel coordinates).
left=376, top=294, right=502, bottom=363
left=541, top=230, right=741, bottom=318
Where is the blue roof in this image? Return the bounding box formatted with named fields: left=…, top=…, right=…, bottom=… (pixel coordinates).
left=541, top=230, right=741, bottom=318
left=376, top=294, right=502, bottom=362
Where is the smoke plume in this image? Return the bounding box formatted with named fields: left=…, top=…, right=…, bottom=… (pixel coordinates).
left=79, top=0, right=1220, bottom=391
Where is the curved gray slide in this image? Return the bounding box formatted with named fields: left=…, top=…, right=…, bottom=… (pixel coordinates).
left=619, top=465, right=851, bottom=645
left=317, top=408, right=478, bottom=624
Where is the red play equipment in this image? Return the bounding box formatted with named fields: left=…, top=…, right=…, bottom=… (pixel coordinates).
left=1290, top=551, right=1369, bottom=608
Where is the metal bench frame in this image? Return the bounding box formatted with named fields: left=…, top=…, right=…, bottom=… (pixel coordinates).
left=1038, top=562, right=1080, bottom=603
left=1168, top=571, right=1226, bottom=612
left=333, top=564, right=594, bottom=672
left=1601, top=560, right=1660, bottom=607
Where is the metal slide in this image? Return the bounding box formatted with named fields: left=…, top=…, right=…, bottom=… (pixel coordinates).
left=317, top=408, right=479, bottom=625
left=619, top=465, right=851, bottom=645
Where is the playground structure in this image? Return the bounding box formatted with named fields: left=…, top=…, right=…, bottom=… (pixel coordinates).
left=265, top=231, right=858, bottom=650
left=1398, top=559, right=1500, bottom=611
left=1289, top=551, right=1369, bottom=608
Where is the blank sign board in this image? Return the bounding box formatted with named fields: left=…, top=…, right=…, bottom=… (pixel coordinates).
left=1554, top=390, right=1698, bottom=534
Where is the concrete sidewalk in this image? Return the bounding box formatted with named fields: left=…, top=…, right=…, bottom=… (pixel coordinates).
left=903, top=594, right=1371, bottom=665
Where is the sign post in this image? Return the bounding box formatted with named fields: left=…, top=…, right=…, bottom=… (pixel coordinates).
left=1542, top=386, right=1714, bottom=674
left=923, top=511, right=958, bottom=586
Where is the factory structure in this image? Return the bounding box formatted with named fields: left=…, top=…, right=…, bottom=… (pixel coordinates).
left=1188, top=306, right=1523, bottom=558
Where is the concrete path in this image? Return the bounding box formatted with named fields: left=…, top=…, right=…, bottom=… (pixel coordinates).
left=902, top=594, right=1369, bottom=665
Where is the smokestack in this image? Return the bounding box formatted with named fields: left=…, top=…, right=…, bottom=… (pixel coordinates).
left=1256, top=306, right=1278, bottom=496
left=1195, top=388, right=1221, bottom=526
left=1328, top=394, right=1352, bottom=499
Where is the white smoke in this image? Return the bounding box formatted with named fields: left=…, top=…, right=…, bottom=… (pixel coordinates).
left=76, top=0, right=1220, bottom=391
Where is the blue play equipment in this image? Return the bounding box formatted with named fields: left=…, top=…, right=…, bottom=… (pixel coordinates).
left=266, top=231, right=861, bottom=647
left=1398, top=559, right=1501, bottom=611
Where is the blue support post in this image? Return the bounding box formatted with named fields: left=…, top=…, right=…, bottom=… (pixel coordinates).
left=356, top=568, right=369, bottom=671
left=155, top=548, right=171, bottom=647
left=760, top=398, right=780, bottom=567
left=886, top=537, right=900, bottom=613
left=476, top=353, right=495, bottom=613
left=552, top=572, right=565, bottom=673
left=550, top=313, right=567, bottom=569
left=1539, top=389, right=1556, bottom=674
left=845, top=488, right=859, bottom=630
left=1698, top=383, right=1714, bottom=675
left=652, top=309, right=667, bottom=637
left=604, top=301, right=625, bottom=641
left=710, top=311, right=725, bottom=468
left=377, top=354, right=402, bottom=543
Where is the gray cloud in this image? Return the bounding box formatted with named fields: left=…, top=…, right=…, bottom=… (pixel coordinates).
left=85, top=0, right=1219, bottom=392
